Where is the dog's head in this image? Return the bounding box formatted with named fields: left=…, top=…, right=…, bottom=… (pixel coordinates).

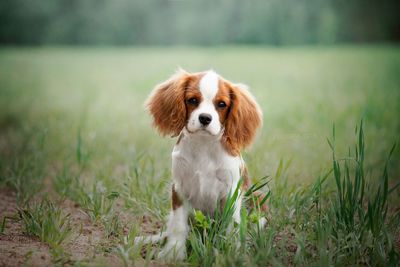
left=146, top=69, right=262, bottom=156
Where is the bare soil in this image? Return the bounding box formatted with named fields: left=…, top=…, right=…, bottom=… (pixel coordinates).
left=0, top=188, right=52, bottom=267
left=0, top=188, right=125, bottom=266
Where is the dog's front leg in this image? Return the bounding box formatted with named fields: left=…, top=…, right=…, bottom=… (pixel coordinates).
left=158, top=185, right=188, bottom=260
left=226, top=192, right=242, bottom=236
left=233, top=192, right=242, bottom=224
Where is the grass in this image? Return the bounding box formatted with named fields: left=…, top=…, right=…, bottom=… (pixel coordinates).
left=54, top=166, right=122, bottom=237
left=0, top=45, right=399, bottom=266
left=18, top=198, right=72, bottom=247
left=326, top=122, right=398, bottom=265
left=180, top=121, right=399, bottom=266
left=0, top=128, right=47, bottom=205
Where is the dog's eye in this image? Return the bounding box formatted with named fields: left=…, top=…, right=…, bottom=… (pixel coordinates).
left=217, top=101, right=227, bottom=108
left=187, top=97, right=199, bottom=105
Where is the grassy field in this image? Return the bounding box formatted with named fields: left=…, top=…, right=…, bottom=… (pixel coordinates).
left=0, top=46, right=399, bottom=266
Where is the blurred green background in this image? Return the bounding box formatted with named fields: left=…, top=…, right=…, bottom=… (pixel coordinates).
left=0, top=47, right=399, bottom=185
left=0, top=0, right=399, bottom=46
left=0, top=0, right=399, bottom=184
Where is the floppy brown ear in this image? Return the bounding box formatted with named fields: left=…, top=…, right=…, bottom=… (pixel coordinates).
left=223, top=83, right=263, bottom=156
left=146, top=70, right=190, bottom=137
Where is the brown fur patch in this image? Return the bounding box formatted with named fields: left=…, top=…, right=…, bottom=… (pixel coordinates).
left=146, top=70, right=202, bottom=137
left=213, top=80, right=231, bottom=124
left=185, top=78, right=203, bottom=119
left=221, top=81, right=262, bottom=156
left=172, top=184, right=182, bottom=210
left=249, top=191, right=269, bottom=212
left=240, top=162, right=251, bottom=192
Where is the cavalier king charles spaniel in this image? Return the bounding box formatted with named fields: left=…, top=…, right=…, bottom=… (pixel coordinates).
left=135, top=69, right=266, bottom=260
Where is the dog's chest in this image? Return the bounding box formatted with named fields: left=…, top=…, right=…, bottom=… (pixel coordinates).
left=171, top=136, right=240, bottom=214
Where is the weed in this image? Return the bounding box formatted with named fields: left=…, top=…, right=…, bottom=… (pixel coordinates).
left=121, top=153, right=170, bottom=220
left=54, top=165, right=122, bottom=237
left=0, top=129, right=47, bottom=205
left=0, top=216, right=6, bottom=234
left=19, top=198, right=72, bottom=247
left=187, top=177, right=272, bottom=266
left=79, top=181, right=118, bottom=222
left=53, top=166, right=81, bottom=200
left=187, top=181, right=241, bottom=264
left=103, top=212, right=122, bottom=238
left=327, top=121, right=399, bottom=265
left=51, top=247, right=75, bottom=266
left=76, top=127, right=91, bottom=171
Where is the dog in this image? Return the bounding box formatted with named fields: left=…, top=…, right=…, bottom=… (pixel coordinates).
left=135, top=69, right=265, bottom=260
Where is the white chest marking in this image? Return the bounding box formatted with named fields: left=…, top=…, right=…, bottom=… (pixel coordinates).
left=172, top=131, right=241, bottom=214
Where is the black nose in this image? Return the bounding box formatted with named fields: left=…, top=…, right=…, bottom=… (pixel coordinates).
left=199, top=113, right=212, bottom=126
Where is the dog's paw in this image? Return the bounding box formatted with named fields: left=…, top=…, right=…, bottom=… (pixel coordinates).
left=134, top=233, right=166, bottom=246
left=157, top=241, right=186, bottom=261
left=258, top=217, right=267, bottom=229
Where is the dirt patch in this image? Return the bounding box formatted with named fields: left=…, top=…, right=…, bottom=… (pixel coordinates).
left=0, top=188, right=124, bottom=266
left=0, top=187, right=163, bottom=266
left=273, top=228, right=297, bottom=266
left=0, top=188, right=180, bottom=266
left=0, top=188, right=52, bottom=267
left=137, top=213, right=163, bottom=235
left=60, top=199, right=124, bottom=265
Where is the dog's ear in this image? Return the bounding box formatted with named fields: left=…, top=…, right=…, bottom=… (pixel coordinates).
left=222, top=83, right=262, bottom=156
left=146, top=69, right=191, bottom=137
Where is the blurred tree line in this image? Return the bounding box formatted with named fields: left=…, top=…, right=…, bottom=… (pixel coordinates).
left=0, top=0, right=399, bottom=46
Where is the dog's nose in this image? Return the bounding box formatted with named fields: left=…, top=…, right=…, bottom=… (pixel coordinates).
left=199, top=113, right=212, bottom=126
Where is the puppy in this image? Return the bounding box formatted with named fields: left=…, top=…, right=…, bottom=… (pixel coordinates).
left=136, top=69, right=264, bottom=260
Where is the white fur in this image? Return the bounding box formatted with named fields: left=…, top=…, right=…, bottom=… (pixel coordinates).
left=172, top=129, right=241, bottom=215
left=158, top=205, right=189, bottom=260
left=186, top=70, right=222, bottom=136
left=199, top=70, right=219, bottom=99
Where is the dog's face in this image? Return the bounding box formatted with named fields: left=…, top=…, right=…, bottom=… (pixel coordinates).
left=185, top=71, right=230, bottom=136
left=146, top=69, right=262, bottom=156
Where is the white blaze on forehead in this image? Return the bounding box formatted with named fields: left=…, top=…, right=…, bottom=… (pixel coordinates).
left=199, top=71, right=219, bottom=100
left=186, top=70, right=222, bottom=136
